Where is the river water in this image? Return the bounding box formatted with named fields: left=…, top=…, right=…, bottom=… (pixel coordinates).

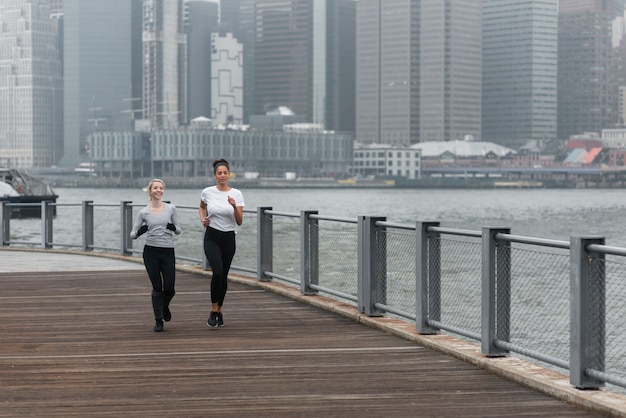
left=50, top=186, right=626, bottom=244
left=8, top=186, right=626, bottom=271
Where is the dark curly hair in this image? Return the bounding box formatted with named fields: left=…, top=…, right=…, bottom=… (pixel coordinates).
left=213, top=158, right=230, bottom=174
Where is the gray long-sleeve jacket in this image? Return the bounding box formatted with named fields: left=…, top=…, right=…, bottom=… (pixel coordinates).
left=130, top=203, right=181, bottom=248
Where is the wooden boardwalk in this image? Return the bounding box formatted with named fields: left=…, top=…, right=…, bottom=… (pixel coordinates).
left=0, top=251, right=622, bottom=417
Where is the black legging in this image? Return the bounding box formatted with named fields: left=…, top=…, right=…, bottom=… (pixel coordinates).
left=203, top=226, right=236, bottom=307
left=143, top=245, right=176, bottom=298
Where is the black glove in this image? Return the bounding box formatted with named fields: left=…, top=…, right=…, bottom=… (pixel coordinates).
left=166, top=223, right=176, bottom=232
left=136, top=224, right=148, bottom=237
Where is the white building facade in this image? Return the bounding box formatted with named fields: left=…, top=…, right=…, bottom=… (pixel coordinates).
left=352, top=144, right=421, bottom=179
left=211, top=32, right=243, bottom=126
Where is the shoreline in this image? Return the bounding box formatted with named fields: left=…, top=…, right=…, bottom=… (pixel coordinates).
left=35, top=173, right=626, bottom=190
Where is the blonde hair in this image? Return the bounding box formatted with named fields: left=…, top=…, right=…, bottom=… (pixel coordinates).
left=143, top=178, right=165, bottom=198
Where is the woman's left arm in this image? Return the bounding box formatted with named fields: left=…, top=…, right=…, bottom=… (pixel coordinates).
left=228, top=195, right=244, bottom=226
left=233, top=205, right=243, bottom=226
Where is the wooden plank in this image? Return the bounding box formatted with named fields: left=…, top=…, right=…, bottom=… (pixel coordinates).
left=0, top=270, right=604, bottom=417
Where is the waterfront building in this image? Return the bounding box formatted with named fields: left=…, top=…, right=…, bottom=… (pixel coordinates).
left=142, top=0, right=188, bottom=129
left=0, top=0, right=62, bottom=168
left=62, top=0, right=139, bottom=168
left=87, top=127, right=353, bottom=179
left=409, top=140, right=516, bottom=168
left=356, top=0, right=481, bottom=146
left=211, top=32, right=243, bottom=126
left=352, top=144, right=421, bottom=180
left=187, top=0, right=218, bottom=121
left=482, top=0, right=558, bottom=149
left=558, top=0, right=622, bottom=139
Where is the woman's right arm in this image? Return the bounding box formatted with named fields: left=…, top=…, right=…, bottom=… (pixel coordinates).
left=130, top=211, right=145, bottom=239
left=199, top=200, right=209, bottom=227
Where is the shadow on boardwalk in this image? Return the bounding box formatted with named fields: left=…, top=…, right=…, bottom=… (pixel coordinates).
left=0, top=250, right=621, bottom=417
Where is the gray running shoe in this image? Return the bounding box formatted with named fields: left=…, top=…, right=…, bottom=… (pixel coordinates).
left=207, top=311, right=218, bottom=327
left=217, top=312, right=224, bottom=327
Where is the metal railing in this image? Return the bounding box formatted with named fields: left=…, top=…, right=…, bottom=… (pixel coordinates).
left=1, top=200, right=625, bottom=393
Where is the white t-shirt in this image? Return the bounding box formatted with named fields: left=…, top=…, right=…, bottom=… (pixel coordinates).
left=200, top=186, right=245, bottom=232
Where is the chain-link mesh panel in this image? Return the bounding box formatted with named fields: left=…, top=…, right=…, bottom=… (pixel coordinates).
left=231, top=212, right=257, bottom=271
left=92, top=205, right=122, bottom=251
left=380, top=229, right=416, bottom=314
left=316, top=221, right=358, bottom=297
left=50, top=204, right=83, bottom=248
left=436, top=236, right=482, bottom=336
left=588, top=257, right=606, bottom=375
left=495, top=242, right=511, bottom=342
left=509, top=246, right=569, bottom=364
left=174, top=206, right=208, bottom=262
left=593, top=257, right=626, bottom=384
left=375, top=228, right=387, bottom=306
left=270, top=216, right=301, bottom=281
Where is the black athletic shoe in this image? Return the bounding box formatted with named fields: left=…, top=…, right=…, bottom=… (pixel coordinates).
left=207, top=311, right=218, bottom=327
left=163, top=306, right=171, bottom=322
left=154, top=320, right=164, bottom=332
left=217, top=312, right=224, bottom=327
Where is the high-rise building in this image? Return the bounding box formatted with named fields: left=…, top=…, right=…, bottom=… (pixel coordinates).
left=253, top=0, right=326, bottom=124
left=420, top=0, right=482, bottom=143
left=62, top=0, right=136, bottom=167
left=356, top=0, right=418, bottom=146
left=482, top=0, right=558, bottom=148
left=558, top=0, right=621, bottom=139
left=356, top=0, right=480, bottom=146
left=0, top=0, right=62, bottom=168
left=211, top=32, right=243, bottom=126
left=142, top=0, right=188, bottom=129
left=326, top=0, right=356, bottom=133
left=187, top=0, right=218, bottom=121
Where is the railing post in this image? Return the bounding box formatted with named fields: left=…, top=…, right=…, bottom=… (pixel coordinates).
left=481, top=227, right=510, bottom=357
left=300, top=210, right=319, bottom=295
left=121, top=201, right=133, bottom=256
left=257, top=207, right=273, bottom=282
left=357, top=215, right=386, bottom=316
left=82, top=200, right=94, bottom=251
left=570, top=236, right=605, bottom=389
left=41, top=201, right=54, bottom=249
left=416, top=221, right=440, bottom=334
left=0, top=201, right=10, bottom=246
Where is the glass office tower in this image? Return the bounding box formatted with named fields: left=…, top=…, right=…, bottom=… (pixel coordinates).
left=482, top=0, right=558, bottom=148
left=62, top=0, right=134, bottom=167
left=0, top=0, right=62, bottom=168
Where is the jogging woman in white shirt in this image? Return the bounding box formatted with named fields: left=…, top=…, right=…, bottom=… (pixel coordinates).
left=199, top=159, right=244, bottom=327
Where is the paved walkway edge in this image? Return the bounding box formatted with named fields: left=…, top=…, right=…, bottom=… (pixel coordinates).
left=4, top=248, right=626, bottom=418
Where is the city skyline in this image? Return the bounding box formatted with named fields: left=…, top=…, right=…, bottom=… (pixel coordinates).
left=2, top=0, right=626, bottom=169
